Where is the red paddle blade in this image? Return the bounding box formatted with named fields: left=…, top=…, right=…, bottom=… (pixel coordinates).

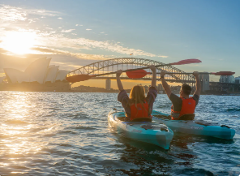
left=211, top=71, right=235, bottom=76
left=66, top=74, right=95, bottom=83
left=126, top=70, right=150, bottom=79
left=169, top=59, right=201, bottom=65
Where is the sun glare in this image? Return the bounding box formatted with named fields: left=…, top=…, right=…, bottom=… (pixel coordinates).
left=0, top=31, right=37, bottom=55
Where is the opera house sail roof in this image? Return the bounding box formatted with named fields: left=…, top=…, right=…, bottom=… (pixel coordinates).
left=3, top=58, right=68, bottom=84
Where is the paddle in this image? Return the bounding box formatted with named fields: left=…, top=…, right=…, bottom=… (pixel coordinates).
left=66, top=58, right=201, bottom=83
left=126, top=70, right=235, bottom=79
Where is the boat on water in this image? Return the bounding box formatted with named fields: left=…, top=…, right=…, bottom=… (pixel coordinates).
left=152, top=110, right=235, bottom=140
left=108, top=109, right=174, bottom=150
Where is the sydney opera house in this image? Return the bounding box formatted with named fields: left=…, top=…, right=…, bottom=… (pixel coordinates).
left=0, top=58, right=70, bottom=92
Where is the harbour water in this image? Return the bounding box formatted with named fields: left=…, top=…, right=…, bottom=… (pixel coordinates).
left=0, top=92, right=239, bottom=176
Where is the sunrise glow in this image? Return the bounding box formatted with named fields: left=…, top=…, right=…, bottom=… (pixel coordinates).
left=0, top=31, right=37, bottom=55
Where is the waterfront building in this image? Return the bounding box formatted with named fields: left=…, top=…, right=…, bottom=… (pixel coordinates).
left=235, top=76, right=240, bottom=84
left=3, top=58, right=67, bottom=84
left=157, top=84, right=163, bottom=91
left=144, top=85, right=148, bottom=93
left=219, top=75, right=235, bottom=83
left=199, top=72, right=210, bottom=92
left=0, top=58, right=70, bottom=92
left=106, top=79, right=111, bottom=90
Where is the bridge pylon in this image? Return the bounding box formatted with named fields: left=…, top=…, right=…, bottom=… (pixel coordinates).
left=106, top=79, right=111, bottom=90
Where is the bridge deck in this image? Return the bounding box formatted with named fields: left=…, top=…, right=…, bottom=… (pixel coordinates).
left=92, top=77, right=195, bottom=83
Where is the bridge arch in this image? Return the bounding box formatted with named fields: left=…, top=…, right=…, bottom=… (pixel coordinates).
left=67, top=57, right=195, bottom=83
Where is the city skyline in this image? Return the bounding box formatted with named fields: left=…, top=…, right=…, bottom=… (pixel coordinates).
left=0, top=0, right=239, bottom=88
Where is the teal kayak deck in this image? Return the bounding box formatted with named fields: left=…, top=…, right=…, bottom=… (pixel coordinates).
left=108, top=110, right=174, bottom=149
left=152, top=110, right=235, bottom=140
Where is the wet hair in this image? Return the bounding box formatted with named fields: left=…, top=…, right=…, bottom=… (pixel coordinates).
left=181, top=84, right=192, bottom=95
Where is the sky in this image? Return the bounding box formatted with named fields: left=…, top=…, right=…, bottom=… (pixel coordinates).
left=0, top=0, right=239, bottom=88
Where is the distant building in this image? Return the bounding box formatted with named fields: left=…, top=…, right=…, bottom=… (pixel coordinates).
left=171, top=85, right=181, bottom=94
left=157, top=84, right=163, bottom=91
left=106, top=79, right=111, bottom=90
left=72, top=85, right=118, bottom=93
left=199, top=73, right=210, bottom=92
left=219, top=75, right=235, bottom=83
left=144, top=85, right=148, bottom=93
left=235, top=76, right=240, bottom=84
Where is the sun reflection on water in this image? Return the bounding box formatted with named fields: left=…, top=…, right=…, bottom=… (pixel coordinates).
left=0, top=92, right=45, bottom=159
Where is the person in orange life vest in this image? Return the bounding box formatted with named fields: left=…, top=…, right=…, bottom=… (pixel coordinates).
left=160, top=70, right=201, bottom=120
left=116, top=66, right=157, bottom=122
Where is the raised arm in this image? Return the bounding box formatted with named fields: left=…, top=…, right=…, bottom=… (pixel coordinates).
left=149, top=65, right=156, bottom=88
left=193, top=71, right=201, bottom=96
left=160, top=70, right=172, bottom=98
left=116, top=70, right=123, bottom=91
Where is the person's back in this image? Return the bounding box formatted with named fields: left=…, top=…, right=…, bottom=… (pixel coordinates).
left=160, top=71, right=201, bottom=120
left=116, top=66, right=157, bottom=121
left=128, top=86, right=151, bottom=121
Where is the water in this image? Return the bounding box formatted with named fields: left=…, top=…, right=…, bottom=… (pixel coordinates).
left=0, top=92, right=239, bottom=176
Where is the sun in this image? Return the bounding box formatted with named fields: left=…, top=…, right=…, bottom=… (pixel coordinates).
left=0, top=31, right=37, bottom=55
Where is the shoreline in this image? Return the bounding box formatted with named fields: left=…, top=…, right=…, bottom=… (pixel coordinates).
left=1, top=90, right=240, bottom=96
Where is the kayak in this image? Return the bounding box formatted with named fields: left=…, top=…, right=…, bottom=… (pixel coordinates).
left=108, top=109, right=174, bottom=150
left=152, top=110, right=235, bottom=140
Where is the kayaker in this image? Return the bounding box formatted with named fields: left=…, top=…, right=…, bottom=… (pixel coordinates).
left=116, top=66, right=157, bottom=122
left=160, top=70, right=201, bottom=120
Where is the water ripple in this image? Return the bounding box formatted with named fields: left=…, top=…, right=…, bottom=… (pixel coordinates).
left=0, top=92, right=239, bottom=175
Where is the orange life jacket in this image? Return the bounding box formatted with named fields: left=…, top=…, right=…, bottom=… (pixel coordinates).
left=129, top=101, right=151, bottom=121
left=171, top=97, right=196, bottom=120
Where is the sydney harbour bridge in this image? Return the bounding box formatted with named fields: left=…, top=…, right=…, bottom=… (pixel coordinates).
left=67, top=57, right=209, bottom=91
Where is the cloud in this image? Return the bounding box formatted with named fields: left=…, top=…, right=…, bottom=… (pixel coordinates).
left=36, top=33, right=166, bottom=57
left=31, top=47, right=110, bottom=60
left=86, top=29, right=92, bottom=31
left=61, top=29, right=75, bottom=33
left=157, top=55, right=168, bottom=58
left=0, top=4, right=62, bottom=23
left=27, top=9, right=61, bottom=17
left=0, top=4, right=27, bottom=22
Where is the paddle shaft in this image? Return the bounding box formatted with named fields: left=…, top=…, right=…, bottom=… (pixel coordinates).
left=162, top=72, right=234, bottom=75
left=128, top=71, right=223, bottom=75
left=164, top=72, right=209, bottom=75
left=143, top=71, right=234, bottom=75
left=126, top=70, right=235, bottom=79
